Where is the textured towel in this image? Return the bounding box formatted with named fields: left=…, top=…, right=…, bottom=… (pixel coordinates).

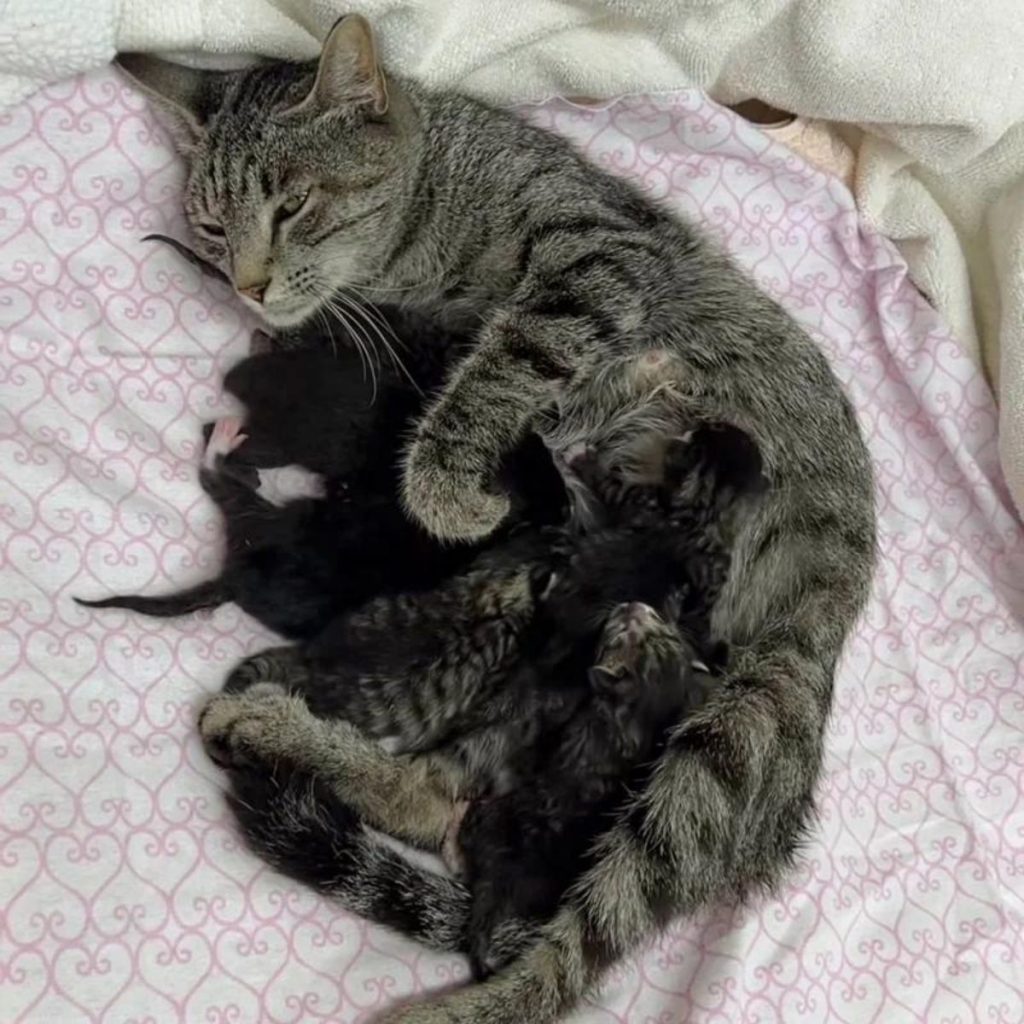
left=1, top=0, right=1023, bottom=515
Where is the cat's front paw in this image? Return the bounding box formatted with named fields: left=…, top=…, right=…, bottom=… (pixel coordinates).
left=198, top=684, right=299, bottom=770
left=403, top=435, right=509, bottom=541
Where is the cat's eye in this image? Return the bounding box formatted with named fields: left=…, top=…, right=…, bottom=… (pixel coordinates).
left=196, top=221, right=225, bottom=238
left=277, top=190, right=310, bottom=220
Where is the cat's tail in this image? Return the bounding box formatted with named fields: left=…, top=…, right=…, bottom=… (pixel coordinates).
left=369, top=654, right=827, bottom=1023
left=226, top=763, right=472, bottom=954
left=74, top=580, right=227, bottom=619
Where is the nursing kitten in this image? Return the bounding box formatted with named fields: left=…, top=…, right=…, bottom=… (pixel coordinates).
left=77, top=335, right=565, bottom=639
left=74, top=338, right=452, bottom=639
left=455, top=600, right=698, bottom=979
left=123, top=14, right=875, bottom=1023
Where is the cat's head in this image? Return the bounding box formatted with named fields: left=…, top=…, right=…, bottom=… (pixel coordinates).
left=117, top=16, right=407, bottom=328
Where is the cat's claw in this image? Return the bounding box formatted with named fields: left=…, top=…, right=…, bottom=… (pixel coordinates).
left=403, top=436, right=509, bottom=541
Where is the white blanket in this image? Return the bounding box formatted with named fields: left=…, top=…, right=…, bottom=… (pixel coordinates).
left=2, top=1, right=1023, bottom=513
left=3, top=67, right=1024, bottom=1022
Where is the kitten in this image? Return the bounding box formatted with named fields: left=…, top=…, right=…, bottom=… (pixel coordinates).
left=454, top=600, right=699, bottom=979
left=76, top=336, right=566, bottom=639
left=124, top=15, right=876, bottom=1022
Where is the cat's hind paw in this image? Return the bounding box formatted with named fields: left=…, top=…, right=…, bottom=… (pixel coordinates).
left=198, top=684, right=298, bottom=770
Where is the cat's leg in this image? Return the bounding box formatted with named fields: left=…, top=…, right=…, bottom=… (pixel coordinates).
left=457, top=793, right=551, bottom=981
left=199, top=685, right=463, bottom=850
left=223, top=757, right=472, bottom=953
left=222, top=645, right=311, bottom=694
left=402, top=293, right=615, bottom=541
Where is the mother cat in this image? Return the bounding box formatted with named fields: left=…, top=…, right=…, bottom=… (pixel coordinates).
left=119, top=15, right=875, bottom=1023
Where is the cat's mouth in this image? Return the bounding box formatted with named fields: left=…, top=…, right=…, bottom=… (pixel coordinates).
left=257, top=295, right=322, bottom=329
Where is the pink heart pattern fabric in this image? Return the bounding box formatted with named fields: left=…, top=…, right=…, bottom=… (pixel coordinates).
left=1, top=71, right=1023, bottom=1023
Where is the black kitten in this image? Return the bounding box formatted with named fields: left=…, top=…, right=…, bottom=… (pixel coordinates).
left=76, top=329, right=566, bottom=639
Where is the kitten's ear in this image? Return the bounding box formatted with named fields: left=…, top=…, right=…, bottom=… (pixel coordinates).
left=285, top=14, right=388, bottom=118
left=588, top=664, right=628, bottom=693
left=116, top=54, right=231, bottom=154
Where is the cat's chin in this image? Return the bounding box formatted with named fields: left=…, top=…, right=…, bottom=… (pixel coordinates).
left=257, top=299, right=320, bottom=330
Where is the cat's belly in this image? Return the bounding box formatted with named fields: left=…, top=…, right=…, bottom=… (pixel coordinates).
left=538, top=347, right=689, bottom=484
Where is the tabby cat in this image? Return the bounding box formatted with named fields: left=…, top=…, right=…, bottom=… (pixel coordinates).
left=119, top=14, right=875, bottom=1023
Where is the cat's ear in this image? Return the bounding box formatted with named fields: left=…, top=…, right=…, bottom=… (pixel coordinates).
left=285, top=14, right=389, bottom=118
left=116, top=54, right=231, bottom=154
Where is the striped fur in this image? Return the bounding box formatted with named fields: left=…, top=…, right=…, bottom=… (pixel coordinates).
left=122, top=13, right=876, bottom=1022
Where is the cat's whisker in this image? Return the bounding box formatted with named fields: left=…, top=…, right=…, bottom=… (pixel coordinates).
left=313, top=258, right=448, bottom=296
left=314, top=287, right=372, bottom=389
left=320, top=290, right=380, bottom=402
left=313, top=306, right=341, bottom=359
left=347, top=277, right=446, bottom=295
left=327, top=291, right=384, bottom=395
left=342, top=288, right=422, bottom=394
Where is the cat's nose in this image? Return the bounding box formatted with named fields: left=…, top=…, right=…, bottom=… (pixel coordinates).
left=237, top=280, right=268, bottom=304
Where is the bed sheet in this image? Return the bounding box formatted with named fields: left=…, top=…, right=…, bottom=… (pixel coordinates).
left=1, top=69, right=1023, bottom=1023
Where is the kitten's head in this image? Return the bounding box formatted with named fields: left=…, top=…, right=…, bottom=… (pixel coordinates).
left=589, top=601, right=694, bottom=751
left=590, top=601, right=690, bottom=697
left=118, top=16, right=406, bottom=328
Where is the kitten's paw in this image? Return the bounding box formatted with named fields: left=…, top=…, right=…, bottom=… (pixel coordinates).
left=403, top=436, right=509, bottom=541
left=203, top=417, right=248, bottom=470
left=198, top=686, right=299, bottom=770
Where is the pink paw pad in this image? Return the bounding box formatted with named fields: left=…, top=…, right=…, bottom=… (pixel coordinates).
left=204, top=417, right=248, bottom=469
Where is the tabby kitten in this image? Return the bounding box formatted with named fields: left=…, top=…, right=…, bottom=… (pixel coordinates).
left=120, top=14, right=875, bottom=1024
left=454, top=599, right=699, bottom=980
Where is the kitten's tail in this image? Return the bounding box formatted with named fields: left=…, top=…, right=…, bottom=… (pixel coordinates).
left=74, top=580, right=227, bottom=619
left=226, top=763, right=472, bottom=954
